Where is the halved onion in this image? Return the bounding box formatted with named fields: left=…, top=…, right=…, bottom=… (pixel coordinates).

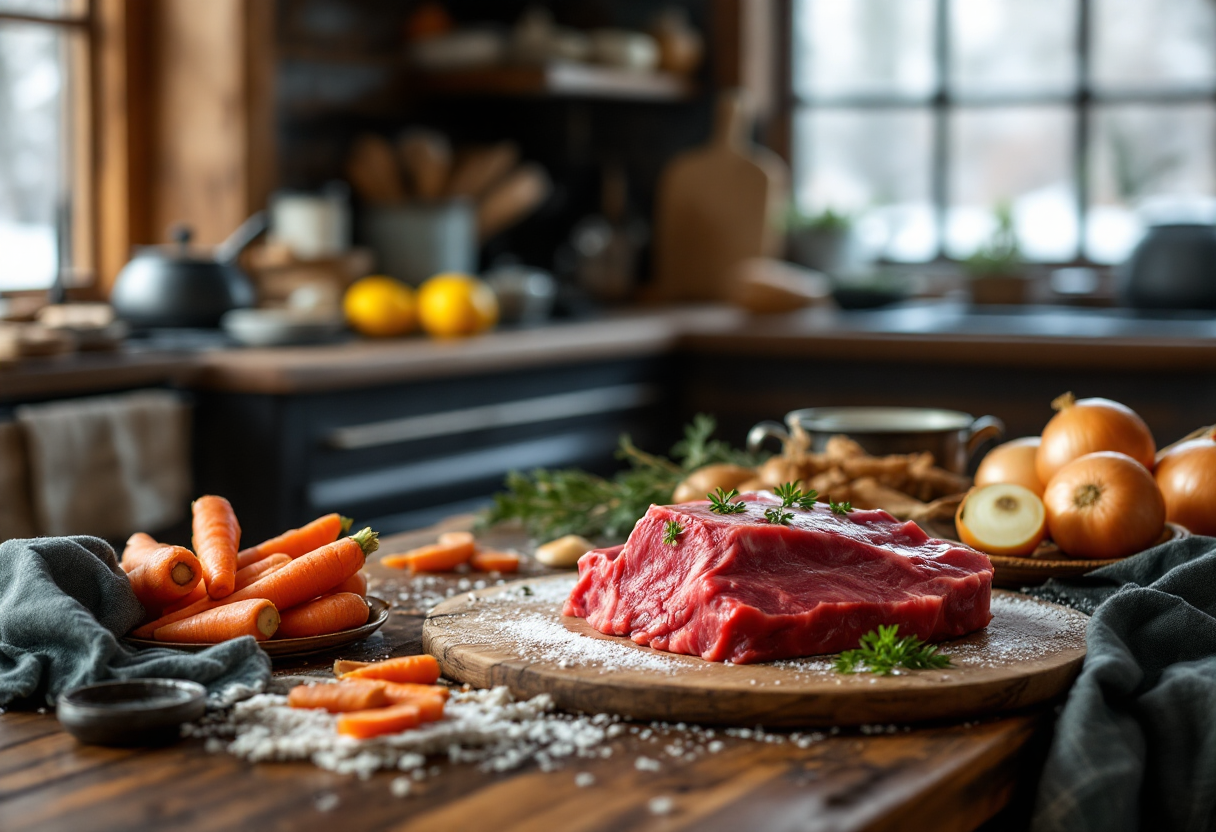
left=1043, top=451, right=1165, bottom=560
left=1154, top=429, right=1216, bottom=535
left=975, top=437, right=1043, bottom=496
left=955, top=483, right=1047, bottom=557
left=1036, top=393, right=1155, bottom=485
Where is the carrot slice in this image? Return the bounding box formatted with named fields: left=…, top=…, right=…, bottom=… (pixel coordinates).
left=288, top=681, right=388, bottom=713
left=381, top=535, right=475, bottom=573
left=470, top=549, right=520, bottom=573
left=121, top=533, right=166, bottom=573
left=333, top=659, right=369, bottom=676
left=236, top=514, right=352, bottom=570
left=127, top=546, right=201, bottom=608
left=193, top=495, right=240, bottom=599
left=276, top=593, right=369, bottom=639
left=336, top=703, right=421, bottom=739
left=153, top=598, right=279, bottom=643
left=339, top=655, right=440, bottom=685
left=131, top=528, right=378, bottom=639
left=372, top=682, right=451, bottom=704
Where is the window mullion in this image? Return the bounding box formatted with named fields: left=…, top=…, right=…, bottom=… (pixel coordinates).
left=933, top=0, right=950, bottom=260
left=1075, top=0, right=1092, bottom=262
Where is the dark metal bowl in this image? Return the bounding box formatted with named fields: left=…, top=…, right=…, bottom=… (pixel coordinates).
left=56, top=679, right=206, bottom=747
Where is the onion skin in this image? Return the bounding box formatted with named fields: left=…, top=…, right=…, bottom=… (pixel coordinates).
left=1036, top=394, right=1156, bottom=486
left=1154, top=434, right=1216, bottom=535
left=1043, top=451, right=1165, bottom=560
left=975, top=437, right=1043, bottom=497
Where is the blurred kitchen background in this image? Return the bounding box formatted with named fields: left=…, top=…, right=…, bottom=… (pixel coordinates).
left=1, top=0, right=1215, bottom=545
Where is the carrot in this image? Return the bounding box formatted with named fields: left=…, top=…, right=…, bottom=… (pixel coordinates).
left=336, top=703, right=421, bottom=739
left=153, top=598, right=279, bottom=643
left=371, top=682, right=451, bottom=703
left=121, top=533, right=165, bottom=573
left=193, top=495, right=240, bottom=600
left=325, top=570, right=367, bottom=598
left=470, top=549, right=520, bottom=573
left=131, top=528, right=378, bottom=639
left=126, top=546, right=201, bottom=609
left=339, top=654, right=440, bottom=685
left=235, top=553, right=291, bottom=590
left=334, top=659, right=369, bottom=676
left=276, top=593, right=369, bottom=639
left=161, top=582, right=208, bottom=616
left=381, top=533, right=475, bottom=573
left=236, top=513, right=352, bottom=570
left=288, top=681, right=388, bottom=712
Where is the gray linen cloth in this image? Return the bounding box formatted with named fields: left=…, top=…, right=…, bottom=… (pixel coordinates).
left=1028, top=536, right=1216, bottom=832
left=0, top=536, right=269, bottom=708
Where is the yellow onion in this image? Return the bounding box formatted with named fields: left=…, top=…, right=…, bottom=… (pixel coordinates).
left=1154, top=429, right=1216, bottom=535
left=1036, top=393, right=1155, bottom=485
left=1043, top=451, right=1165, bottom=560
left=975, top=437, right=1044, bottom=496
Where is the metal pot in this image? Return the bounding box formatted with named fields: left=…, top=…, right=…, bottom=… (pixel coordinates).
left=1119, top=223, right=1216, bottom=310
left=111, top=213, right=265, bottom=328
left=747, top=407, right=1005, bottom=474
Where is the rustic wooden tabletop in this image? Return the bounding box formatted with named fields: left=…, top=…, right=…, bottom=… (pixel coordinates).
left=0, top=522, right=1055, bottom=832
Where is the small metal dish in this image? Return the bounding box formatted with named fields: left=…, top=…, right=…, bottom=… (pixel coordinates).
left=56, top=679, right=206, bottom=747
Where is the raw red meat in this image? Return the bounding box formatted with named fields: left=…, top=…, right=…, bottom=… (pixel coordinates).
left=563, top=493, right=993, bottom=664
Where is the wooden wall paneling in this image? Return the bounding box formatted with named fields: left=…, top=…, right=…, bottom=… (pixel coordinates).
left=711, top=0, right=781, bottom=144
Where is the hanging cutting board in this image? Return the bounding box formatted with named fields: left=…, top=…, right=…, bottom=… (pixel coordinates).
left=423, top=576, right=1087, bottom=727
left=650, top=90, right=789, bottom=301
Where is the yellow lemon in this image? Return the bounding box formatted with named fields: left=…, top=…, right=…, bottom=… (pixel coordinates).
left=417, top=273, right=499, bottom=338
left=343, top=276, right=416, bottom=337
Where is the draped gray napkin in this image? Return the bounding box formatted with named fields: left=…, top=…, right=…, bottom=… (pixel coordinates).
left=0, top=536, right=269, bottom=708
left=1028, top=536, right=1216, bottom=832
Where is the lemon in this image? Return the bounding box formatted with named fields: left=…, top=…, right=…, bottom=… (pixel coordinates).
left=343, top=276, right=416, bottom=337
left=417, top=273, right=499, bottom=338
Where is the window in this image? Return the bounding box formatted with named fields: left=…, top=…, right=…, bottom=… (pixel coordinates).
left=0, top=0, right=92, bottom=291
left=791, top=0, right=1216, bottom=265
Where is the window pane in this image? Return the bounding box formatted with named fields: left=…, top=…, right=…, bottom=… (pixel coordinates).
left=794, top=108, right=936, bottom=262
left=0, top=0, right=84, bottom=16
left=793, top=0, right=937, bottom=99
left=1087, top=104, right=1216, bottom=263
left=0, top=22, right=64, bottom=290
left=948, top=107, right=1077, bottom=261
left=950, top=0, right=1077, bottom=96
left=1092, top=0, right=1216, bottom=92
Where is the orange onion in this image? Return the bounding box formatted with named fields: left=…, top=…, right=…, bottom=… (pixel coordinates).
left=1036, top=393, right=1155, bottom=485
left=1154, top=429, right=1216, bottom=535
left=975, top=437, right=1044, bottom=496
left=1043, top=451, right=1165, bottom=560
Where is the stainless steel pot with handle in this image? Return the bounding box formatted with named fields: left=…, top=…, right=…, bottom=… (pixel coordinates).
left=746, top=407, right=1005, bottom=474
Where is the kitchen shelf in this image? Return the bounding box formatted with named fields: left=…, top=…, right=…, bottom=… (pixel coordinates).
left=411, top=62, right=696, bottom=102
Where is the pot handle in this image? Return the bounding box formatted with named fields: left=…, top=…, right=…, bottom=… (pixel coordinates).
left=965, top=415, right=1006, bottom=467
left=216, top=211, right=268, bottom=265
left=747, top=420, right=790, bottom=454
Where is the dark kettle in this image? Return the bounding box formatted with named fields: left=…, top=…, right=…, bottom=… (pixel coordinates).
left=1119, top=223, right=1216, bottom=311
left=111, top=213, right=265, bottom=328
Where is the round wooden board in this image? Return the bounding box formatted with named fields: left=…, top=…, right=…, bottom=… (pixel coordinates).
left=423, top=577, right=1088, bottom=727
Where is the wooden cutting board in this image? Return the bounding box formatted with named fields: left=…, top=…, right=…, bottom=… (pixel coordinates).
left=650, top=90, right=789, bottom=301
left=423, top=576, right=1087, bottom=727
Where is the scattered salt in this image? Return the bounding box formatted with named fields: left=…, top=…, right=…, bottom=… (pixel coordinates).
left=648, top=796, right=675, bottom=816
left=574, top=772, right=596, bottom=787
left=390, top=777, right=412, bottom=798
left=314, top=792, right=339, bottom=812
left=635, top=756, right=661, bottom=772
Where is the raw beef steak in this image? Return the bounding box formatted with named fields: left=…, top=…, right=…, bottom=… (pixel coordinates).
left=563, top=493, right=993, bottom=664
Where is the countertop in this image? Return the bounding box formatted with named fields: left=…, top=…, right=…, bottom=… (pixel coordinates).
left=4, top=302, right=1215, bottom=401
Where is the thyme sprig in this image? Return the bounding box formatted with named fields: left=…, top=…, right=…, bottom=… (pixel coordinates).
left=833, top=625, right=952, bottom=676
left=829, top=500, right=853, bottom=515
left=708, top=488, right=748, bottom=515
left=773, top=481, right=819, bottom=510
left=662, top=519, right=683, bottom=545
left=764, top=507, right=794, bottom=526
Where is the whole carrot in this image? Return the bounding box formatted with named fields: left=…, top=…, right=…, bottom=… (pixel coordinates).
left=160, top=582, right=207, bottom=616
left=154, top=598, right=279, bottom=643
left=126, top=546, right=201, bottom=609
left=336, top=703, right=421, bottom=739
left=121, top=533, right=165, bottom=573
left=276, top=593, right=369, bottom=639
left=325, top=570, right=367, bottom=598
left=339, top=654, right=440, bottom=685
left=288, top=681, right=388, bottom=713
left=193, top=496, right=240, bottom=600
left=236, top=513, right=352, bottom=570
left=159, top=553, right=291, bottom=617
left=381, top=532, right=475, bottom=573
left=131, top=528, right=378, bottom=639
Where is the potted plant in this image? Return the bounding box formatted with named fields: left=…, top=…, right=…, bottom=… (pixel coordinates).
left=964, top=203, right=1029, bottom=305
left=785, top=206, right=854, bottom=276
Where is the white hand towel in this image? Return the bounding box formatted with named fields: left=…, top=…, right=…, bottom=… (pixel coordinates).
left=16, top=391, right=191, bottom=538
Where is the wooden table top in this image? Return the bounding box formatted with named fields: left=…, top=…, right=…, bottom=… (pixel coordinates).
left=0, top=522, right=1058, bottom=832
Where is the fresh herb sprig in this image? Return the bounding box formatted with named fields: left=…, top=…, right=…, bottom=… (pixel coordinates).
left=764, top=507, right=794, bottom=526
left=829, top=500, right=853, bottom=515
left=708, top=488, right=747, bottom=515
left=773, top=481, right=819, bottom=510
left=833, top=625, right=952, bottom=676
left=484, top=415, right=764, bottom=542
left=662, top=519, right=683, bottom=545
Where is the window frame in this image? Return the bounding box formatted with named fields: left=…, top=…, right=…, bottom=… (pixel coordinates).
left=787, top=0, right=1216, bottom=266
